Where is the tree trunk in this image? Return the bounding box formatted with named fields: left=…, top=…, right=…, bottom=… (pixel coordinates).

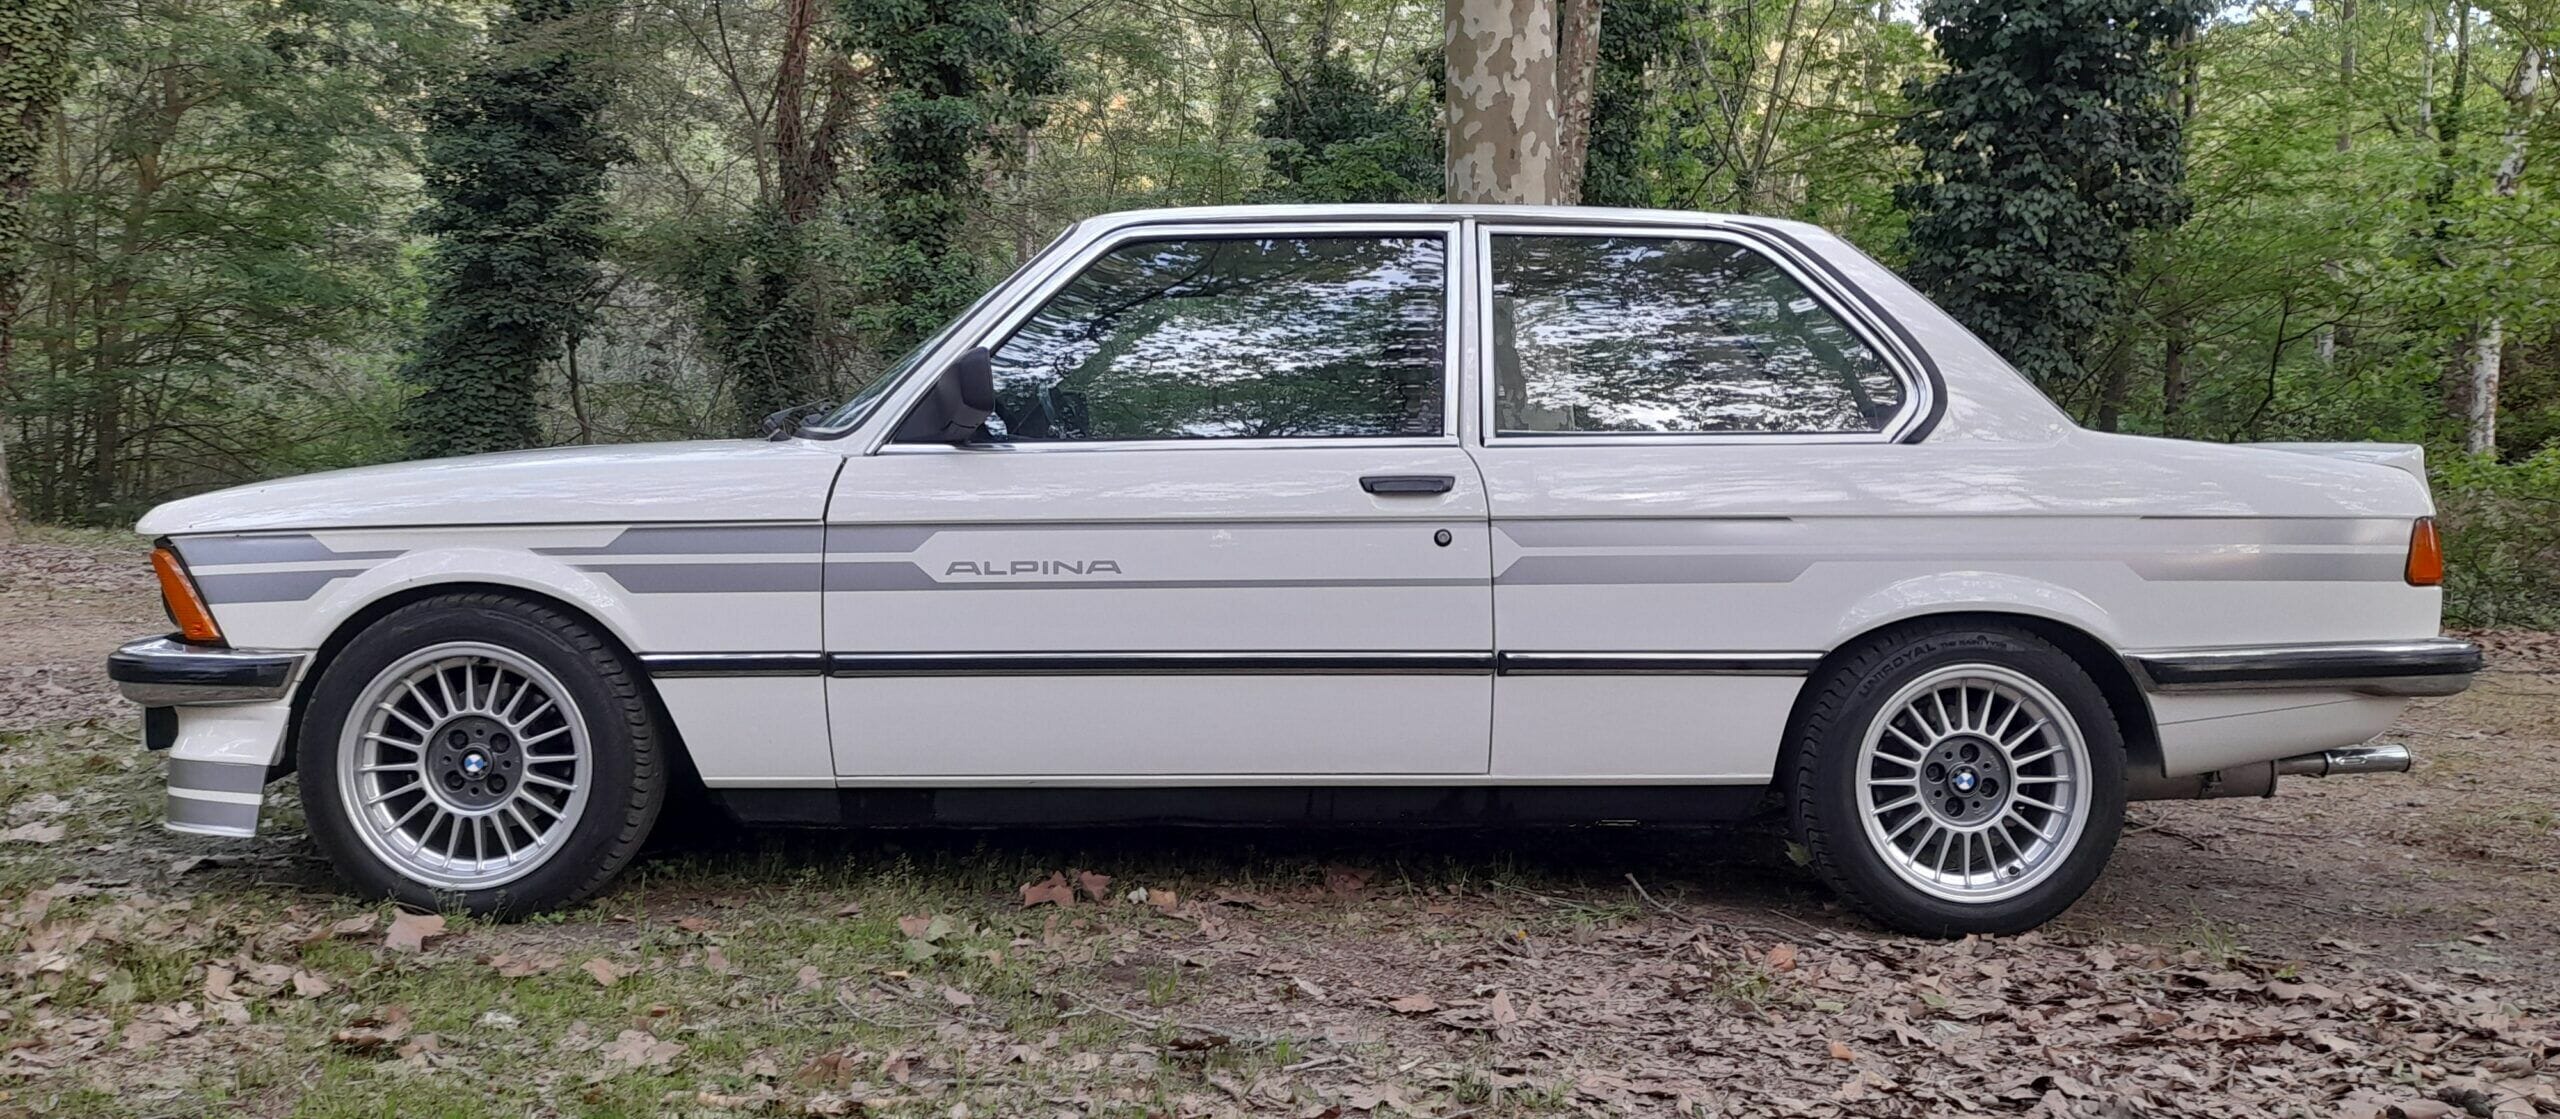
left=1445, top=0, right=1563, bottom=204
left=2469, top=43, right=2543, bottom=456
left=1554, top=0, right=1602, bottom=204
left=772, top=0, right=823, bottom=223
left=2318, top=0, right=2355, bottom=365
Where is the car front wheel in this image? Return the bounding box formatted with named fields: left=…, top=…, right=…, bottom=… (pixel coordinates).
left=1788, top=623, right=2125, bottom=936
left=298, top=593, right=666, bottom=917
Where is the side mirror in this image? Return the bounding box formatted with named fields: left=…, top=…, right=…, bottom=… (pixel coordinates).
left=892, top=347, right=998, bottom=444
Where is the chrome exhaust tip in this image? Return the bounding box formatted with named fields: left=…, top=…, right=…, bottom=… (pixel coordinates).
left=2273, top=743, right=2414, bottom=778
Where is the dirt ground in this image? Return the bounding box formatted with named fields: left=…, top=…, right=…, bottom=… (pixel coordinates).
left=0, top=532, right=2553, bottom=1117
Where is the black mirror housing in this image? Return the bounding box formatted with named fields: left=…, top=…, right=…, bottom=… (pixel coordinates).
left=892, top=347, right=998, bottom=444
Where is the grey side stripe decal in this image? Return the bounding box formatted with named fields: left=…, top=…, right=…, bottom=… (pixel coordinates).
left=177, top=534, right=404, bottom=565
left=1498, top=555, right=1812, bottom=586
left=536, top=525, right=824, bottom=556
left=1497, top=517, right=2409, bottom=550
left=167, top=758, right=270, bottom=794
left=1494, top=551, right=2408, bottom=586
left=2122, top=553, right=2406, bottom=583
left=823, top=561, right=1479, bottom=592
left=195, top=568, right=372, bottom=604
left=165, top=793, right=259, bottom=835
left=578, top=563, right=825, bottom=594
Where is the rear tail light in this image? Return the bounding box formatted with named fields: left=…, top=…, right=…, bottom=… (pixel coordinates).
left=152, top=545, right=225, bottom=644
left=2405, top=518, right=2445, bottom=587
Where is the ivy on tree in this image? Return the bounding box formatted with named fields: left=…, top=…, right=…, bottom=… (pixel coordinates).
left=839, top=0, right=1058, bottom=355
left=1253, top=53, right=1441, bottom=204
left=398, top=0, right=624, bottom=459
left=1895, top=0, right=2201, bottom=388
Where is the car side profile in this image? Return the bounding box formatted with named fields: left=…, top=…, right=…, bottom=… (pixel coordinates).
left=107, top=204, right=2481, bottom=935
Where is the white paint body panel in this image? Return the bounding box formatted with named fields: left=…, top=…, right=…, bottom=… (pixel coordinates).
left=825, top=445, right=1493, bottom=777
left=127, top=204, right=2449, bottom=807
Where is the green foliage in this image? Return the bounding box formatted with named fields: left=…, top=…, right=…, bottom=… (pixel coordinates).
left=1253, top=54, right=1441, bottom=204
left=397, top=0, right=624, bottom=460
left=1895, top=0, right=2201, bottom=388
left=0, top=0, right=79, bottom=314
left=1578, top=0, right=1678, bottom=208
left=2434, top=449, right=2560, bottom=628
left=839, top=0, right=1060, bottom=353
left=5, top=0, right=458, bottom=523
left=663, top=205, right=827, bottom=432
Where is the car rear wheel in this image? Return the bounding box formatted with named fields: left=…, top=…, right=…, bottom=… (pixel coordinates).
left=298, top=593, right=666, bottom=917
left=1788, top=623, right=2125, bottom=936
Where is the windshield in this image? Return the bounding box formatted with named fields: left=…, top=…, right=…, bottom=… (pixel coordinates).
left=805, top=223, right=1082, bottom=434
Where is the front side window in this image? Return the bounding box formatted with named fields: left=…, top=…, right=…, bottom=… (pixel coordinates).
left=984, top=234, right=1447, bottom=441
left=1489, top=234, right=1906, bottom=436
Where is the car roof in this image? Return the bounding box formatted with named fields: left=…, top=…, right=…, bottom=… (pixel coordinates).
left=1073, top=203, right=1817, bottom=237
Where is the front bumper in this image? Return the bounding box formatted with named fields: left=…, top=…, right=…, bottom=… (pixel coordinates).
left=108, top=635, right=303, bottom=706
left=2125, top=637, right=2483, bottom=698
left=108, top=636, right=302, bottom=838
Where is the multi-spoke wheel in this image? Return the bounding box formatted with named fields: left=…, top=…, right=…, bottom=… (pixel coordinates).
left=300, top=594, right=666, bottom=916
left=338, top=643, right=592, bottom=891
left=1790, top=624, right=2124, bottom=936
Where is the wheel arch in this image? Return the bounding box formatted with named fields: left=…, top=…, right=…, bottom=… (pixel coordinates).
left=1779, top=610, right=2163, bottom=790
left=277, top=582, right=703, bottom=796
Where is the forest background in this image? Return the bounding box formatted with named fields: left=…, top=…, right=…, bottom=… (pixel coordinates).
left=1, top=0, right=2555, bottom=621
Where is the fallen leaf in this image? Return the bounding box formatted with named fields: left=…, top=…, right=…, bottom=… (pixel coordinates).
left=1020, top=873, right=1075, bottom=908
left=1765, top=943, right=1799, bottom=972
left=940, top=986, right=974, bottom=1008
left=1829, top=1040, right=1856, bottom=1062
left=1322, top=865, right=1372, bottom=897
left=384, top=911, right=446, bottom=954
left=290, top=970, right=333, bottom=998
left=795, top=965, right=822, bottom=991
left=1074, top=870, right=1113, bottom=902
left=582, top=957, right=633, bottom=987
left=602, top=1028, right=684, bottom=1069
left=1, top=822, right=64, bottom=844
left=1488, top=989, right=1520, bottom=1026
left=1144, top=887, right=1179, bottom=912
left=1387, top=993, right=1438, bottom=1014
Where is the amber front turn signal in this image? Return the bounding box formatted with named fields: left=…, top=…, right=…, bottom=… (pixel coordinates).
left=2405, top=517, right=2445, bottom=587
left=152, top=546, right=225, bottom=644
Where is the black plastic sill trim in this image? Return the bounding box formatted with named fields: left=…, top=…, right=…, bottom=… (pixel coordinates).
left=640, top=651, right=1828, bottom=678
left=2128, top=639, right=2483, bottom=688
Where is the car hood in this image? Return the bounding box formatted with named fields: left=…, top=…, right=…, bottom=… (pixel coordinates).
left=136, top=440, right=847, bottom=536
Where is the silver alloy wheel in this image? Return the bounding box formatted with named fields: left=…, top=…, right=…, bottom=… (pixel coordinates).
left=1853, top=663, right=2092, bottom=904
left=334, top=642, right=592, bottom=891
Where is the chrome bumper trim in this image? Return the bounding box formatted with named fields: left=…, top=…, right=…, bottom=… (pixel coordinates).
left=2126, top=638, right=2481, bottom=697
left=108, top=636, right=303, bottom=706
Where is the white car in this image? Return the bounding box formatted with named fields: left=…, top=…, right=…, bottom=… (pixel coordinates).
left=109, top=205, right=2479, bottom=935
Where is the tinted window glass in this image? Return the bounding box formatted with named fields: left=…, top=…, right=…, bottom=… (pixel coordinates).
left=1489, top=235, right=1904, bottom=435
left=986, top=235, right=1446, bottom=441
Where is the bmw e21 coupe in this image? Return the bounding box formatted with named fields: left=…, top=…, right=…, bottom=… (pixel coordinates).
left=108, top=205, right=2481, bottom=935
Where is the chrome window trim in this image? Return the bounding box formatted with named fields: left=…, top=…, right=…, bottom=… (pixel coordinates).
left=857, top=219, right=1468, bottom=456
left=1470, top=221, right=1933, bottom=447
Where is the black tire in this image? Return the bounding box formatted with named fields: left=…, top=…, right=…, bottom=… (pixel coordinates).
left=297, top=592, right=666, bottom=917
left=1787, top=622, right=2125, bottom=936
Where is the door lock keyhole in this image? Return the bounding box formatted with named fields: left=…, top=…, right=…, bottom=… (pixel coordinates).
left=1433, top=529, right=1453, bottom=547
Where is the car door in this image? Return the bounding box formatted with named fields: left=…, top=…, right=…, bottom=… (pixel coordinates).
left=1467, top=223, right=1935, bottom=782
left=824, top=221, right=1494, bottom=779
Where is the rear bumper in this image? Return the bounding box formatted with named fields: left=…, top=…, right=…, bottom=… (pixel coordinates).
left=107, top=636, right=303, bottom=706
left=2126, top=638, right=2481, bottom=698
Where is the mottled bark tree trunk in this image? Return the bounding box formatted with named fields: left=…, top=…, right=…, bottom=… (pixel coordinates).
left=1445, top=0, right=1563, bottom=204
left=0, top=0, right=82, bottom=538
